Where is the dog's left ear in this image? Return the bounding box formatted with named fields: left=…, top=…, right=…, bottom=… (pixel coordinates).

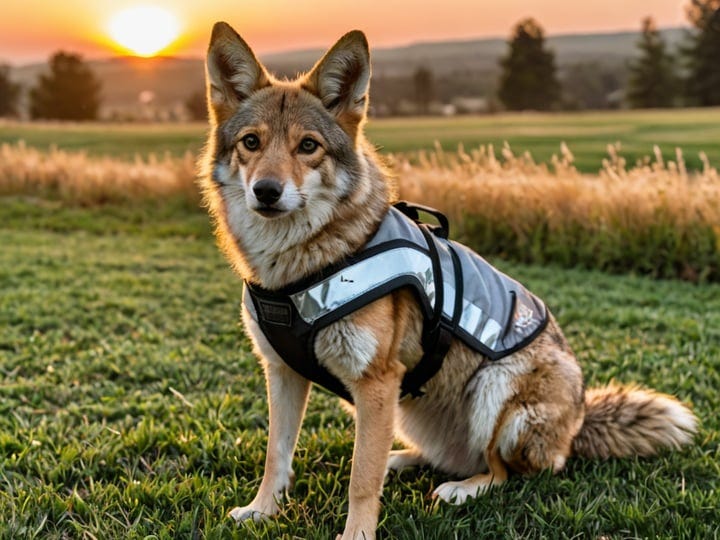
left=304, top=30, right=370, bottom=136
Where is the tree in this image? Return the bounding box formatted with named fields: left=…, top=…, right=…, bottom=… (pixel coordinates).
left=29, top=51, right=102, bottom=120
left=561, top=62, right=624, bottom=110
left=0, top=64, right=21, bottom=117
left=498, top=18, right=561, bottom=111
left=412, top=67, right=435, bottom=114
left=683, top=0, right=720, bottom=106
left=185, top=89, right=207, bottom=121
left=627, top=17, right=679, bottom=108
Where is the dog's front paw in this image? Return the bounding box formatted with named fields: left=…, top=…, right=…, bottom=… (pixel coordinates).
left=432, top=480, right=485, bottom=505
left=337, top=527, right=375, bottom=540
left=230, top=472, right=295, bottom=523
left=228, top=499, right=279, bottom=523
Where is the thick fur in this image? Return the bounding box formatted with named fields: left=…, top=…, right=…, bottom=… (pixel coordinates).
left=200, top=23, right=698, bottom=539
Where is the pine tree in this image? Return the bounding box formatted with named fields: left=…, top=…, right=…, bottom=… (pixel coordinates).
left=498, top=18, right=561, bottom=111
left=185, top=89, right=208, bottom=121
left=627, top=17, right=679, bottom=108
left=0, top=64, right=21, bottom=117
left=29, top=51, right=102, bottom=120
left=412, top=67, right=435, bottom=114
left=683, top=0, right=720, bottom=106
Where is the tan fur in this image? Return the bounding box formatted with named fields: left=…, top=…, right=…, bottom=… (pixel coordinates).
left=200, top=23, right=698, bottom=540
left=572, top=383, right=699, bottom=459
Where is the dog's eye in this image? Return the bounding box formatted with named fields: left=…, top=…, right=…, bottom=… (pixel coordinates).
left=298, top=137, right=319, bottom=154
left=241, top=134, right=260, bottom=151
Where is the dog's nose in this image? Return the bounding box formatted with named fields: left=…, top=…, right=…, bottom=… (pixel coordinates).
left=253, top=179, right=283, bottom=205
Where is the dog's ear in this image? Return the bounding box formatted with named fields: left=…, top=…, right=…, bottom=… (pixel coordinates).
left=206, top=22, right=270, bottom=124
left=304, top=30, right=371, bottom=137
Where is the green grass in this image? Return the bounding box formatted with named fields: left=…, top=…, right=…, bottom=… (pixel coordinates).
left=0, top=121, right=208, bottom=160
left=368, top=108, right=720, bottom=173
left=3, top=107, right=720, bottom=172
left=1, top=199, right=719, bottom=538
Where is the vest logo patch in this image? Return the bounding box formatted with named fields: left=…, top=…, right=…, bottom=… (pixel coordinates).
left=258, top=300, right=293, bottom=326
left=514, top=303, right=536, bottom=332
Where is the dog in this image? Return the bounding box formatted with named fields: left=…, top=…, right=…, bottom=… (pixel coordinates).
left=199, top=22, right=698, bottom=539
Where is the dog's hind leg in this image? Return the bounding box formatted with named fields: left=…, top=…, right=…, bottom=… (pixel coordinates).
left=386, top=448, right=427, bottom=473
left=229, top=360, right=311, bottom=522
left=432, top=446, right=508, bottom=504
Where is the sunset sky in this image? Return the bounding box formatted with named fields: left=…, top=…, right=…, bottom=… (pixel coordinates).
left=2, top=0, right=690, bottom=65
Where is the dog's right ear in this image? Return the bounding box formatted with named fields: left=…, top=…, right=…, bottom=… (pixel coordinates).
left=205, top=22, right=270, bottom=124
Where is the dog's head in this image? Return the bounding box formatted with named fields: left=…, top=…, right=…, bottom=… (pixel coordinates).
left=203, top=22, right=372, bottom=220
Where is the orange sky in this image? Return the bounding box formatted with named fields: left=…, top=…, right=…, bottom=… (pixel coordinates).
left=1, top=0, right=689, bottom=64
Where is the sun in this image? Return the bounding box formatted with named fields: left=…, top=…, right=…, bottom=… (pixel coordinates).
left=108, top=5, right=180, bottom=57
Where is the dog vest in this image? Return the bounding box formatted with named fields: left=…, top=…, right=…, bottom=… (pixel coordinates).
left=244, top=202, right=548, bottom=403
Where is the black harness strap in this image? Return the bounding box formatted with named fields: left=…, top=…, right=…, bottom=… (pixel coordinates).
left=399, top=223, right=451, bottom=397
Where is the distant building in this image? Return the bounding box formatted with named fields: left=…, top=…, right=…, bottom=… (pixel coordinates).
left=606, top=89, right=627, bottom=109
left=451, top=97, right=489, bottom=114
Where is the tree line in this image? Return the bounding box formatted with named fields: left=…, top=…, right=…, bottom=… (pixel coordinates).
left=0, top=0, right=718, bottom=119
left=492, top=0, right=720, bottom=111
left=1, top=52, right=101, bottom=120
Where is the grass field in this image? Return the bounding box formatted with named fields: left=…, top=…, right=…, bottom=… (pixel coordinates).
left=1, top=200, right=719, bottom=538
left=0, top=121, right=206, bottom=161
left=2, top=110, right=719, bottom=537
left=2, top=107, right=720, bottom=172
left=371, top=108, right=720, bottom=173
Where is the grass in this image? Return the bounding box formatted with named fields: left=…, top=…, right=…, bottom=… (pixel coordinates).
left=370, top=108, right=720, bottom=173
left=397, top=142, right=720, bottom=282
left=0, top=141, right=198, bottom=206
left=2, top=110, right=719, bottom=536
left=1, top=199, right=719, bottom=538
left=3, top=136, right=718, bottom=282
left=0, top=121, right=208, bottom=161
left=3, top=107, right=720, bottom=172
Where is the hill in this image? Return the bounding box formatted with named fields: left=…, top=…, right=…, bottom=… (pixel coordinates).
left=264, top=28, right=686, bottom=77
left=8, top=28, right=687, bottom=118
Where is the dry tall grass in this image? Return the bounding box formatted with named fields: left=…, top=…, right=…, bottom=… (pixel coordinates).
left=0, top=141, right=198, bottom=206
left=395, top=142, right=720, bottom=280
left=1, top=139, right=718, bottom=280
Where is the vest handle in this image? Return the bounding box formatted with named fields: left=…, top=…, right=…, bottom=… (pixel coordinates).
left=394, top=201, right=450, bottom=239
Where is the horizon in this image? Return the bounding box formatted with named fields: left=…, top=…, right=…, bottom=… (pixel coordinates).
left=1, top=0, right=690, bottom=65
left=6, top=23, right=691, bottom=69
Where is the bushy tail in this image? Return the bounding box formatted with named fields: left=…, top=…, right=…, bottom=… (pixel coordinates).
left=572, top=383, right=697, bottom=459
